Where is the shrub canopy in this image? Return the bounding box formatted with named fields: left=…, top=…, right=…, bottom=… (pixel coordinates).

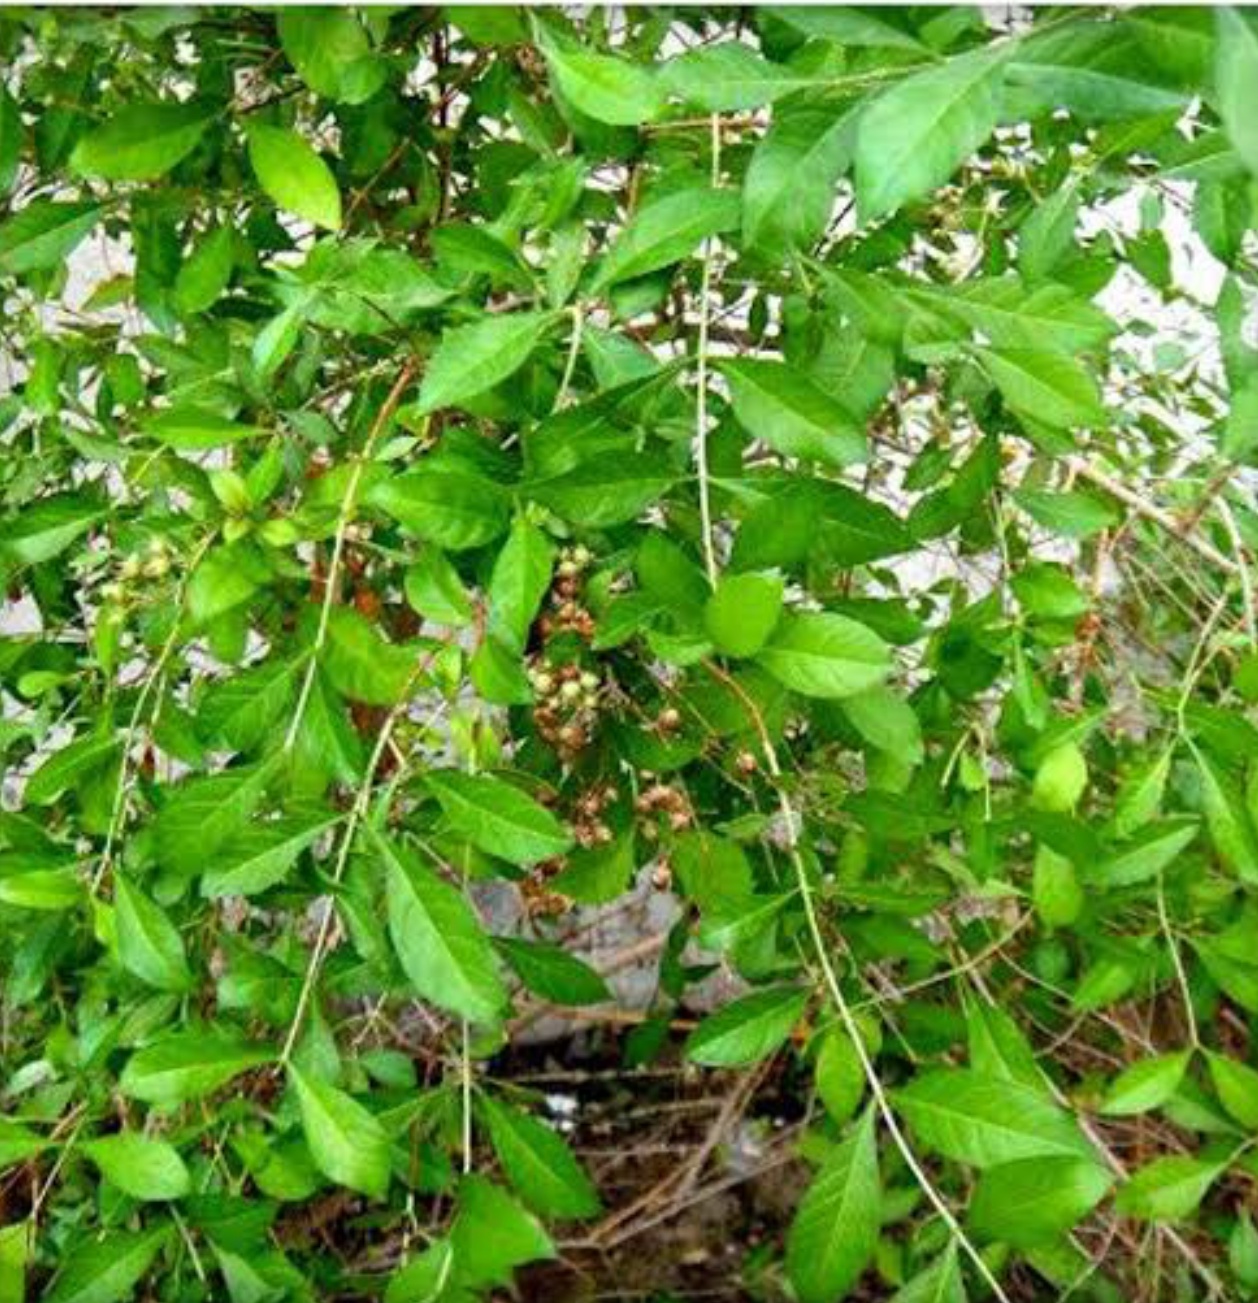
left=2, top=6, right=1258, bottom=1301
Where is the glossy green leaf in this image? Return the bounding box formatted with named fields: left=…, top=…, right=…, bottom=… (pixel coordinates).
left=248, top=123, right=342, bottom=230
left=757, top=612, right=891, bottom=699
left=289, top=1063, right=391, bottom=1199
left=72, top=101, right=210, bottom=180
left=686, top=986, right=808, bottom=1067
left=426, top=771, right=573, bottom=866
left=481, top=1095, right=601, bottom=1220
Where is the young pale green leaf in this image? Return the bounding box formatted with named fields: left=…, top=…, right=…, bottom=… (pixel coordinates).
left=141, top=406, right=261, bottom=451
left=370, top=469, right=511, bottom=550
left=815, top=1030, right=866, bottom=1125
left=1114, top=1155, right=1224, bottom=1221
left=686, top=986, right=808, bottom=1067
left=113, top=876, right=191, bottom=993
left=721, top=358, right=867, bottom=467
left=704, top=572, right=782, bottom=658
left=1032, top=742, right=1088, bottom=813
left=248, top=123, right=342, bottom=230
left=896, top=1068, right=1094, bottom=1167
left=289, top=1063, right=391, bottom=1199
left=0, top=201, right=101, bottom=276
left=45, top=1228, right=171, bottom=1303
left=83, top=1133, right=191, bottom=1202
left=970, top=1155, right=1112, bottom=1248
left=1214, top=10, right=1258, bottom=178
left=785, top=1110, right=881, bottom=1303
left=425, top=771, right=573, bottom=866
left=120, top=1029, right=272, bottom=1108
left=1099, top=1051, right=1192, bottom=1117
left=416, top=311, right=559, bottom=414
left=480, top=1095, right=601, bottom=1220
left=544, top=42, right=665, bottom=126
left=591, top=189, right=740, bottom=292
left=757, top=612, right=891, bottom=700
left=71, top=101, right=210, bottom=180
left=496, top=937, right=611, bottom=1007
left=489, top=517, right=555, bottom=653
left=855, top=47, right=1007, bottom=220
left=1033, top=845, right=1083, bottom=928
left=370, top=827, right=508, bottom=1026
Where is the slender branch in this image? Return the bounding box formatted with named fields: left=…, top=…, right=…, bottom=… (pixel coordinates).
left=695, top=115, right=721, bottom=587
left=283, top=360, right=419, bottom=755
left=704, top=663, right=1014, bottom=1303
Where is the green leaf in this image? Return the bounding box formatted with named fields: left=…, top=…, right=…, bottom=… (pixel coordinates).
left=0, top=202, right=101, bottom=276
left=1216, top=10, right=1258, bottom=178
left=480, top=1095, right=601, bottom=1220
left=979, top=348, right=1107, bottom=429
left=0, top=87, right=20, bottom=197
left=142, top=405, right=262, bottom=451
left=721, top=358, right=867, bottom=467
left=896, top=1068, right=1094, bottom=1168
left=890, top=1247, right=966, bottom=1303
left=528, top=452, right=676, bottom=528
left=45, top=1228, right=170, bottom=1303
left=0, top=493, right=102, bottom=566
left=450, top=1174, right=556, bottom=1288
left=83, top=1133, right=191, bottom=1202
left=152, top=762, right=274, bottom=879
left=970, top=1156, right=1112, bottom=1248
left=113, top=876, right=191, bottom=993
left=202, top=814, right=338, bottom=897
left=1195, top=748, right=1258, bottom=883
left=1032, top=742, right=1088, bottom=813
left=855, top=47, right=1007, bottom=219
left=405, top=550, right=473, bottom=626
left=0, top=855, right=81, bottom=911
left=744, top=104, right=858, bottom=255
left=426, top=770, right=573, bottom=866
left=417, top=310, right=558, bottom=414
left=370, top=469, right=511, bottom=550
left=1114, top=1155, right=1223, bottom=1221
left=120, top=1029, right=272, bottom=1108
left=0, top=1118, right=50, bottom=1170
left=840, top=686, right=924, bottom=764
left=278, top=8, right=386, bottom=105
left=1089, top=820, right=1199, bottom=888
left=324, top=606, right=418, bottom=706
left=591, top=189, right=740, bottom=292
left=705, top=572, right=783, bottom=658
left=288, top=1063, right=391, bottom=1199
left=1019, top=179, right=1080, bottom=283
left=497, top=937, right=611, bottom=1006
left=785, top=1110, right=881, bottom=1303
left=686, top=986, right=808, bottom=1067
left=489, top=517, right=555, bottom=653
left=757, top=612, right=891, bottom=700
left=1017, top=488, right=1120, bottom=539
left=544, top=41, right=665, bottom=126
left=661, top=43, right=819, bottom=112
left=71, top=101, right=210, bottom=180
left=370, top=826, right=508, bottom=1026
left=1099, top=1051, right=1192, bottom=1116
left=248, top=123, right=342, bottom=230
left=24, top=733, right=120, bottom=806
left=1205, top=1051, right=1258, bottom=1129
left=1032, top=845, right=1083, bottom=928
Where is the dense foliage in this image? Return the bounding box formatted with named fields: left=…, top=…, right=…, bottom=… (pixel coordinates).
left=3, top=5, right=1258, bottom=1300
